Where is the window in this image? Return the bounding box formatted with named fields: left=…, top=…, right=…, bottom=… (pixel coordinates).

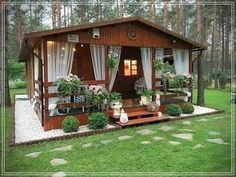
left=124, top=59, right=137, bottom=76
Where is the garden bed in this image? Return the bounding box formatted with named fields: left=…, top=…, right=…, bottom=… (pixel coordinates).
left=13, top=95, right=121, bottom=145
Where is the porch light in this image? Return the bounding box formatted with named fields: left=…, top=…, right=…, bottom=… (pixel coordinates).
left=62, top=47, right=65, bottom=50
left=73, top=48, right=76, bottom=51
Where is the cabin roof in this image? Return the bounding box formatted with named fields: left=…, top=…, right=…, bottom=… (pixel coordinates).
left=19, top=16, right=207, bottom=61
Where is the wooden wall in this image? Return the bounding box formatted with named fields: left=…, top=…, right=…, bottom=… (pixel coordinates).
left=71, top=44, right=95, bottom=80
left=44, top=21, right=192, bottom=49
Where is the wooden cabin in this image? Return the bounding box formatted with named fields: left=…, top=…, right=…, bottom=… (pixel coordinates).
left=19, top=17, right=206, bottom=131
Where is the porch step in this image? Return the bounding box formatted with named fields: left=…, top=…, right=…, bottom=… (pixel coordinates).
left=116, top=116, right=170, bottom=127
left=111, top=110, right=158, bottom=120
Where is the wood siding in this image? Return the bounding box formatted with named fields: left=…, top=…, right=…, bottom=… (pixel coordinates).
left=44, top=22, right=192, bottom=49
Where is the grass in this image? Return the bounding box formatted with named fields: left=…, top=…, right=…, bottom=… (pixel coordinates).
left=1, top=88, right=234, bottom=176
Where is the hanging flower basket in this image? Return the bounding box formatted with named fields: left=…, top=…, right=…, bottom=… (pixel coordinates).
left=108, top=52, right=119, bottom=71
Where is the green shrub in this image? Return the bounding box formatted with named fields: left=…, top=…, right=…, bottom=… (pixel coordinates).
left=62, top=116, right=79, bottom=133
left=88, top=112, right=107, bottom=129
left=181, top=103, right=194, bottom=114
left=9, top=80, right=26, bottom=89
left=165, top=104, right=182, bottom=116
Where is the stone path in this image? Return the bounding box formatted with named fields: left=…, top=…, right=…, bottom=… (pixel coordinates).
left=207, top=138, right=229, bottom=145
left=197, top=118, right=208, bottom=122
left=168, top=141, right=181, bottom=145
left=50, top=145, right=72, bottom=152
left=136, top=129, right=155, bottom=135
left=82, top=143, right=93, bottom=148
left=182, top=121, right=191, bottom=125
left=172, top=133, right=193, bottom=141
left=50, top=158, right=68, bottom=166
left=141, top=141, right=151, bottom=144
left=211, top=116, right=224, bottom=120
left=52, top=171, right=66, bottom=177
left=159, top=126, right=172, bottom=132
left=192, top=144, right=205, bottom=149
left=24, top=152, right=41, bottom=158
left=118, top=135, right=133, bottom=140
left=208, top=131, right=221, bottom=136
left=178, top=129, right=195, bottom=132
left=100, top=140, right=113, bottom=145
left=152, top=136, right=164, bottom=141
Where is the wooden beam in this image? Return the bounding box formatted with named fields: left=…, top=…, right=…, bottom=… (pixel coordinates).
left=105, top=45, right=109, bottom=89
left=189, top=48, right=193, bottom=102
left=43, top=39, right=48, bottom=126
left=151, top=48, right=155, bottom=90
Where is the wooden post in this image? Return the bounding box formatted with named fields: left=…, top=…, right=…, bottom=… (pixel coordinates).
left=105, top=45, right=109, bottom=89
left=189, top=48, right=193, bottom=102
left=43, top=39, right=49, bottom=130
left=151, top=48, right=156, bottom=90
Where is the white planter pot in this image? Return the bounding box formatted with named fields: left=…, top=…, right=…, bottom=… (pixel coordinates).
left=120, top=112, right=128, bottom=123
left=110, top=100, right=121, bottom=109
left=141, top=96, right=152, bottom=105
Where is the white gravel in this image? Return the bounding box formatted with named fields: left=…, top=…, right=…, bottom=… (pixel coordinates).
left=14, top=96, right=116, bottom=144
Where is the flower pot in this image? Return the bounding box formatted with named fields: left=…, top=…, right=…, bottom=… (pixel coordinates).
left=141, top=96, right=152, bottom=105
left=110, top=100, right=122, bottom=109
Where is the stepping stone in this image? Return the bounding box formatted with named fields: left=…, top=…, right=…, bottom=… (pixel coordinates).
left=50, top=158, right=68, bottom=166
left=211, top=116, right=224, bottom=120
left=182, top=121, right=191, bottom=125
left=152, top=136, right=164, bottom=141
left=82, top=143, right=93, bottom=148
left=172, top=133, right=193, bottom=141
left=178, top=129, right=195, bottom=132
left=50, top=145, right=72, bottom=152
left=24, top=152, right=41, bottom=158
left=168, top=141, right=181, bottom=145
left=100, top=140, right=113, bottom=145
left=118, top=135, right=133, bottom=140
left=52, top=171, right=66, bottom=177
left=192, top=144, right=205, bottom=149
left=141, top=141, right=151, bottom=144
left=159, top=126, right=172, bottom=132
left=207, top=138, right=229, bottom=145
left=136, top=129, right=155, bottom=135
left=197, top=118, right=208, bottom=122
left=208, top=131, right=221, bottom=136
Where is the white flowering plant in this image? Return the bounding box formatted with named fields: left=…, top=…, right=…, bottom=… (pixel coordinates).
left=108, top=52, right=119, bottom=71
left=162, top=72, right=193, bottom=88
left=54, top=74, right=82, bottom=97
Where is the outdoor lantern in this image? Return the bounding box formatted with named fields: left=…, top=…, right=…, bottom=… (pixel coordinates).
left=120, top=109, right=128, bottom=123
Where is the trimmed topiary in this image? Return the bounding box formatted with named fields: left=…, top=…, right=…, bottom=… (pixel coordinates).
left=62, top=116, right=79, bottom=133
left=181, top=103, right=194, bottom=114
left=88, top=112, right=108, bottom=129
left=165, top=104, right=182, bottom=116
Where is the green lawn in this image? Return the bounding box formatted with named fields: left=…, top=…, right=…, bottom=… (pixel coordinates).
left=1, top=89, right=234, bottom=176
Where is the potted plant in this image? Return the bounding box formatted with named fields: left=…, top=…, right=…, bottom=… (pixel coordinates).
left=139, top=89, right=154, bottom=105
left=108, top=91, right=122, bottom=108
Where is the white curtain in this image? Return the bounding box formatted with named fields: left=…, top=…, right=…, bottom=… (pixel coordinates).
left=47, top=41, right=75, bottom=111
left=155, top=48, right=164, bottom=61
left=90, top=44, right=105, bottom=80
left=140, top=48, right=152, bottom=89
left=109, top=46, right=122, bottom=91
left=173, top=49, right=189, bottom=75
left=34, top=49, right=39, bottom=91
left=47, top=42, right=75, bottom=82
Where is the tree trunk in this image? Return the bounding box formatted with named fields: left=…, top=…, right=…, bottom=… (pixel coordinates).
left=15, top=5, right=23, bottom=49
left=4, top=6, right=11, bottom=107
left=225, top=9, right=230, bottom=79
left=196, top=0, right=205, bottom=106
left=175, top=0, right=181, bottom=33
left=163, top=0, right=168, bottom=28
left=119, top=0, right=124, bottom=18
left=149, top=0, right=155, bottom=22
left=80, top=0, right=85, bottom=23
left=52, top=0, right=61, bottom=28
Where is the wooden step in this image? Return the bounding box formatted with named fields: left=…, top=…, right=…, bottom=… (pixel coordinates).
left=116, top=116, right=170, bottom=127
left=111, top=110, right=157, bottom=120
